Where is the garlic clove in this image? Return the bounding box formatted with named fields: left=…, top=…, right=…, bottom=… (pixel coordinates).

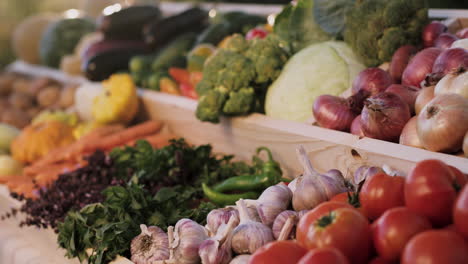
left=199, top=215, right=238, bottom=264
left=206, top=207, right=240, bottom=236
left=229, top=255, right=251, bottom=264
left=231, top=199, right=274, bottom=254
left=277, top=214, right=297, bottom=241
left=130, top=225, right=170, bottom=264
left=171, top=219, right=209, bottom=264
left=272, top=210, right=298, bottom=240
left=256, top=184, right=292, bottom=226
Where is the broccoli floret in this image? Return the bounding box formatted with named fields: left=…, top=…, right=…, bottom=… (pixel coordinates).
left=344, top=0, right=428, bottom=67
left=245, top=35, right=290, bottom=84
left=223, top=87, right=255, bottom=115
left=195, top=33, right=290, bottom=123
left=195, top=88, right=228, bottom=123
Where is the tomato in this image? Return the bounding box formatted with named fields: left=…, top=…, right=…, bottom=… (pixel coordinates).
left=297, top=207, right=372, bottom=264
left=168, top=67, right=191, bottom=85
left=179, top=83, right=198, bottom=99
left=368, top=257, right=397, bottom=264
left=401, top=230, right=468, bottom=264
left=360, top=173, right=405, bottom=220
left=249, top=241, right=308, bottom=264
left=245, top=27, right=269, bottom=40
left=297, top=201, right=354, bottom=246
left=371, top=207, right=432, bottom=261
left=297, top=247, right=349, bottom=264
left=331, top=192, right=368, bottom=217
left=405, top=160, right=466, bottom=226
left=454, top=184, right=468, bottom=240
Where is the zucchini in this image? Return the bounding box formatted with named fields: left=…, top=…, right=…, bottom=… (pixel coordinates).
left=98, top=5, right=161, bottom=40
left=144, top=7, right=208, bottom=49
left=196, top=22, right=231, bottom=45
left=151, top=33, right=197, bottom=72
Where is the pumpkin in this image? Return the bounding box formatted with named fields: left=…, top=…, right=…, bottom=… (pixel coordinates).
left=11, top=121, right=75, bottom=163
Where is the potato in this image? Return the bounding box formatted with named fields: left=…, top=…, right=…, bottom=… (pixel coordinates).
left=8, top=93, right=34, bottom=110
left=12, top=78, right=32, bottom=95
left=58, top=84, right=78, bottom=108
left=28, top=77, right=55, bottom=96
left=1, top=109, right=30, bottom=129
left=37, top=85, right=61, bottom=108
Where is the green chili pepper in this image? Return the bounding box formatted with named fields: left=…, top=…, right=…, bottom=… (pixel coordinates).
left=202, top=183, right=259, bottom=206
left=212, top=147, right=283, bottom=193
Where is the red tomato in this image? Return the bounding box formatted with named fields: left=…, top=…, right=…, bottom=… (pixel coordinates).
left=368, top=257, right=397, bottom=264
left=245, top=27, right=269, bottom=40
left=179, top=83, right=198, bottom=99
left=249, top=241, right=308, bottom=264
left=168, top=67, right=191, bottom=85
left=371, top=207, right=432, bottom=261
left=297, top=201, right=354, bottom=246
left=405, top=160, right=466, bottom=226
left=297, top=207, right=372, bottom=264
left=360, top=173, right=405, bottom=220
left=401, top=230, right=468, bottom=264
left=189, top=71, right=203, bottom=87
left=297, top=247, right=349, bottom=264
left=454, top=184, right=468, bottom=239
left=331, top=192, right=368, bottom=217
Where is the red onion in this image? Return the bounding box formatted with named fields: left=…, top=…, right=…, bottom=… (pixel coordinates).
left=432, top=48, right=468, bottom=76
left=389, top=45, right=418, bottom=83
left=417, top=94, right=468, bottom=153
left=456, top=28, right=468, bottom=39
left=422, top=21, right=448, bottom=47
left=399, top=116, right=424, bottom=148
left=385, top=84, right=420, bottom=114
left=402, top=48, right=442, bottom=87
left=415, top=86, right=435, bottom=115
left=352, top=68, right=393, bottom=96
left=361, top=92, right=411, bottom=142
left=434, top=33, right=459, bottom=50
left=350, top=115, right=364, bottom=137
left=313, top=95, right=356, bottom=131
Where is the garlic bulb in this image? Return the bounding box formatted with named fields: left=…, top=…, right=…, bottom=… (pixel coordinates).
left=288, top=178, right=298, bottom=193
left=229, top=255, right=251, bottom=264
left=245, top=183, right=292, bottom=226
left=292, top=146, right=347, bottom=211
left=206, top=207, right=240, bottom=236
left=298, top=210, right=309, bottom=219
left=170, top=219, right=209, bottom=264
left=231, top=199, right=274, bottom=254
left=199, top=215, right=238, bottom=264
left=272, top=210, right=298, bottom=240
left=130, top=225, right=170, bottom=264
left=353, top=166, right=384, bottom=186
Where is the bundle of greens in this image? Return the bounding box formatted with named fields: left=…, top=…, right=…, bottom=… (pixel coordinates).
left=57, top=138, right=268, bottom=264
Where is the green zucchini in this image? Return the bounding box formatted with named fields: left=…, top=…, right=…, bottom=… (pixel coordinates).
left=151, top=32, right=197, bottom=72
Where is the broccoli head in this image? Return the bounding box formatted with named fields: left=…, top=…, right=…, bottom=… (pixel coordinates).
left=195, top=33, right=290, bottom=123
left=344, top=0, right=428, bottom=67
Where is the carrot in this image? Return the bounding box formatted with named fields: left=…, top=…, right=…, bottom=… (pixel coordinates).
left=94, top=120, right=164, bottom=151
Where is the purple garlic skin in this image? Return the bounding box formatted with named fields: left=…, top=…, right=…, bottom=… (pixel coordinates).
left=353, top=166, right=383, bottom=186
left=172, top=219, right=209, bottom=264
left=272, top=210, right=298, bottom=240
left=256, top=184, right=292, bottom=226
left=229, top=255, right=251, bottom=264
left=199, top=238, right=232, bottom=264
left=130, top=225, right=169, bottom=264
left=206, top=207, right=239, bottom=235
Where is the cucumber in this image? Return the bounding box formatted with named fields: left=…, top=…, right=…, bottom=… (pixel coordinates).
left=196, top=22, right=231, bottom=45
left=144, top=7, right=208, bottom=49
left=98, top=5, right=161, bottom=40
left=151, top=33, right=197, bottom=72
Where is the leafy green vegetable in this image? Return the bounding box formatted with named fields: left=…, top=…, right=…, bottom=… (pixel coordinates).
left=313, top=0, right=356, bottom=38
left=274, top=0, right=331, bottom=54
left=265, top=41, right=365, bottom=122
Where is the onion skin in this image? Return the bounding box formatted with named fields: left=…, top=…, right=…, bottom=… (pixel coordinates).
left=313, top=95, right=357, bottom=131
left=390, top=45, right=418, bottom=83
left=464, top=131, right=468, bottom=157
left=399, top=116, right=424, bottom=148
left=386, top=84, right=420, bottom=114
left=432, top=48, right=468, bottom=76
left=434, top=33, right=459, bottom=50
left=417, top=94, right=468, bottom=153
left=422, top=21, right=448, bottom=48
left=457, top=28, right=468, bottom=39
left=352, top=68, right=393, bottom=96
left=434, top=68, right=468, bottom=99
left=361, top=92, right=411, bottom=142
left=402, top=48, right=442, bottom=88
left=350, top=115, right=364, bottom=137
left=415, top=86, right=435, bottom=115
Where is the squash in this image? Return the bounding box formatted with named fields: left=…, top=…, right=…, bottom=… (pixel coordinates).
left=0, top=155, right=23, bottom=181
left=12, top=14, right=56, bottom=64
left=11, top=121, right=75, bottom=163
left=92, top=73, right=138, bottom=124
left=0, top=123, right=20, bottom=153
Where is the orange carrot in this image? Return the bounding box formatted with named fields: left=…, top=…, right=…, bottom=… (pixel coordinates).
left=94, top=120, right=164, bottom=151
